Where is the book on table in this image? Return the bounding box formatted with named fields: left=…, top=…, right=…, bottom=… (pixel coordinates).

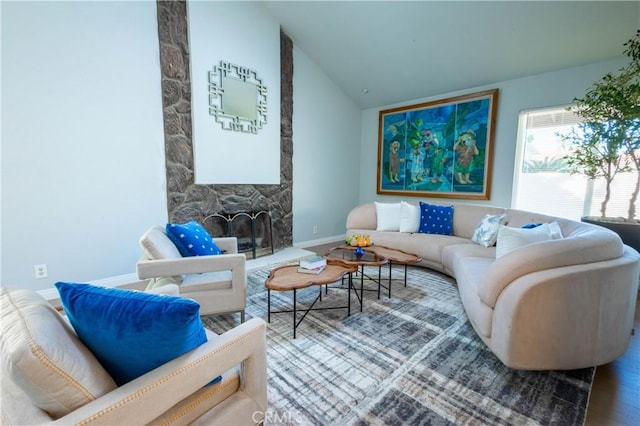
left=299, top=255, right=327, bottom=270
left=297, top=265, right=326, bottom=275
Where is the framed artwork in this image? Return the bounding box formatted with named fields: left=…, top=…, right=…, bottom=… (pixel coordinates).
left=377, top=88, right=499, bottom=199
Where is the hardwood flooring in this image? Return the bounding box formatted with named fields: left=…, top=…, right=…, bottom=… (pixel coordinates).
left=303, top=242, right=640, bottom=426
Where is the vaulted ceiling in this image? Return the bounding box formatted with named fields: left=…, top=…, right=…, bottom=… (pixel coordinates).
left=261, top=1, right=640, bottom=109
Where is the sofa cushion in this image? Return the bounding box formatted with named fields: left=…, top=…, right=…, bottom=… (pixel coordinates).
left=166, top=222, right=222, bottom=257
left=471, top=213, right=507, bottom=247
left=0, top=288, right=117, bottom=419
left=399, top=201, right=420, bottom=233
left=56, top=282, right=208, bottom=386
left=375, top=202, right=401, bottom=231
left=442, top=243, right=496, bottom=277
left=419, top=202, right=454, bottom=235
left=452, top=256, right=495, bottom=338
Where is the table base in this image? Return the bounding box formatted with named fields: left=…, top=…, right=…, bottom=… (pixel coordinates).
left=267, top=273, right=359, bottom=338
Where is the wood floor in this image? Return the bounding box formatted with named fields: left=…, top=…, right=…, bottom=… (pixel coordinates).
left=304, top=242, right=640, bottom=426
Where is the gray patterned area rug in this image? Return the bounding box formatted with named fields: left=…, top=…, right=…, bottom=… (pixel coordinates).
left=202, top=265, right=594, bottom=426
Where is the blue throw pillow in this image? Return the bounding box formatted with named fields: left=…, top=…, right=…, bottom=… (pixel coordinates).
left=521, top=223, right=543, bottom=229
left=418, top=202, right=454, bottom=235
left=166, top=221, right=222, bottom=257
left=55, top=282, right=208, bottom=386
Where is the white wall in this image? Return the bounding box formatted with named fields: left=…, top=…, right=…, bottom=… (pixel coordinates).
left=1, top=1, right=166, bottom=291
left=358, top=57, right=630, bottom=208
left=292, top=46, right=361, bottom=244
left=188, top=1, right=281, bottom=184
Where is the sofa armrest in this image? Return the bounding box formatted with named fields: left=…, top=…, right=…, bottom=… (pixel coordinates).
left=52, top=318, right=267, bottom=425
left=478, top=229, right=624, bottom=308
left=137, top=253, right=246, bottom=280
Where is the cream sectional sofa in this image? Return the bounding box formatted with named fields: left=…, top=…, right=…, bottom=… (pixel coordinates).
left=346, top=202, right=640, bottom=370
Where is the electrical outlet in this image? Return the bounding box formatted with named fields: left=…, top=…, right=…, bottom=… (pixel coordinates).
left=33, top=264, right=48, bottom=279
left=313, top=225, right=318, bottom=234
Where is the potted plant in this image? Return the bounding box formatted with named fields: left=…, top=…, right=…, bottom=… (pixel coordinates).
left=561, top=30, right=640, bottom=251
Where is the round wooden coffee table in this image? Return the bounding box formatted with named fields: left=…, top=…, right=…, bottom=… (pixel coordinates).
left=265, top=259, right=357, bottom=338
left=325, top=245, right=422, bottom=299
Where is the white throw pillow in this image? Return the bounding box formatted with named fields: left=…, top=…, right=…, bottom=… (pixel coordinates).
left=496, top=223, right=554, bottom=258
left=399, top=201, right=420, bottom=233
left=375, top=202, right=401, bottom=231
left=471, top=213, right=507, bottom=247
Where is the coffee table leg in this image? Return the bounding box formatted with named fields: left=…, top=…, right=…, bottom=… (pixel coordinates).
left=267, top=289, right=271, bottom=323
left=388, top=261, right=392, bottom=298
left=360, top=266, right=364, bottom=312
left=293, top=289, right=297, bottom=339
left=319, top=286, right=322, bottom=302
left=348, top=272, right=351, bottom=316
left=404, top=264, right=408, bottom=287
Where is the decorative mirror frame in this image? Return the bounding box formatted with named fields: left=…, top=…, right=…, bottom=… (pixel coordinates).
left=208, top=61, right=267, bottom=134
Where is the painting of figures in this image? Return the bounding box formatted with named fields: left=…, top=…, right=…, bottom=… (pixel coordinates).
left=377, top=89, right=498, bottom=199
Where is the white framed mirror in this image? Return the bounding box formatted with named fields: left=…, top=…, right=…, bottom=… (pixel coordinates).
left=208, top=61, right=267, bottom=133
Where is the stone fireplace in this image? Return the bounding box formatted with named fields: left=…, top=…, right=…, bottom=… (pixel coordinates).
left=156, top=1, right=293, bottom=255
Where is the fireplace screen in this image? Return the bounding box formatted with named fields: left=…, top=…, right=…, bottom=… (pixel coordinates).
left=202, top=210, right=273, bottom=259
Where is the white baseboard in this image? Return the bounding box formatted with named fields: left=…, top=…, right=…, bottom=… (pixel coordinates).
left=295, top=235, right=344, bottom=248
left=37, top=272, right=144, bottom=302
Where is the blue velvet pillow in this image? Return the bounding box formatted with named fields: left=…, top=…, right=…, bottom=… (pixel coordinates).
left=55, top=282, right=208, bottom=386
left=418, top=202, right=454, bottom=235
left=166, top=221, right=221, bottom=257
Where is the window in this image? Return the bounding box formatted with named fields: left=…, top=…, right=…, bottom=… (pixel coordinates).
left=513, top=106, right=638, bottom=221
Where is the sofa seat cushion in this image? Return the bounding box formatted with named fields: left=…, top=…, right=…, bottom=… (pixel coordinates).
left=0, top=288, right=117, bottom=419
left=182, top=271, right=233, bottom=293
left=442, top=243, right=496, bottom=277
left=146, top=271, right=233, bottom=294
left=452, top=256, right=495, bottom=338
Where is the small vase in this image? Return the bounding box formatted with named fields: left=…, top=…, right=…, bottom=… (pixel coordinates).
left=355, top=246, right=364, bottom=256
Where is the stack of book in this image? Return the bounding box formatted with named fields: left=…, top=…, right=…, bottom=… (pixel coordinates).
left=297, top=255, right=327, bottom=274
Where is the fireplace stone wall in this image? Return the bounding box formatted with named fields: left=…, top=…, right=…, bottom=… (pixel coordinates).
left=156, top=0, right=293, bottom=251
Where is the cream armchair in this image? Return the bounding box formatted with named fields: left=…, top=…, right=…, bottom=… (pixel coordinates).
left=137, top=226, right=247, bottom=321
left=1, top=288, right=267, bottom=425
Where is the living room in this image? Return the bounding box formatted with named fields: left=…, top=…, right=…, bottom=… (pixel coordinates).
left=2, top=1, right=639, bottom=425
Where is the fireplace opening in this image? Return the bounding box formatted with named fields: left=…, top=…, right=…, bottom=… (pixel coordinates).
left=202, top=210, right=274, bottom=259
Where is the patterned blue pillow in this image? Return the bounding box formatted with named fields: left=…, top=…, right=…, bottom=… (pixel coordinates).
left=55, top=282, right=208, bottom=386
left=418, top=202, right=454, bottom=235
left=166, top=221, right=221, bottom=257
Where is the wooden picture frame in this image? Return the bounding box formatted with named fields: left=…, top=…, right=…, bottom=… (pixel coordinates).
left=377, top=88, right=499, bottom=199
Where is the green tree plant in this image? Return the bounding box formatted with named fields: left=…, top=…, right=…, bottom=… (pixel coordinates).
left=562, top=30, right=640, bottom=221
